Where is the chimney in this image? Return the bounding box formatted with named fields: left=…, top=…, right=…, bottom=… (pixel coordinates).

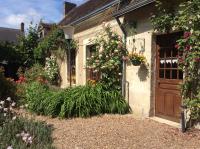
left=21, top=22, right=24, bottom=32
left=64, top=1, right=76, bottom=16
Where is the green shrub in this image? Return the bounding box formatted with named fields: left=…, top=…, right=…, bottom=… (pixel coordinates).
left=24, top=64, right=47, bottom=83
left=0, top=117, right=54, bottom=149
left=25, top=82, right=52, bottom=115
left=25, top=82, right=130, bottom=118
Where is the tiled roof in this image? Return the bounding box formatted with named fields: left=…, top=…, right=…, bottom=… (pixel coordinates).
left=59, top=0, right=118, bottom=26
left=59, top=0, right=155, bottom=26
left=114, top=0, right=155, bottom=17
left=0, top=27, right=22, bottom=43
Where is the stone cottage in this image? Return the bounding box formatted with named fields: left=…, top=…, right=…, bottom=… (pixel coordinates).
left=58, top=0, right=183, bottom=123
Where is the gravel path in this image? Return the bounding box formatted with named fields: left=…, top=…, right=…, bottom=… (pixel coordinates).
left=17, top=110, right=200, bottom=149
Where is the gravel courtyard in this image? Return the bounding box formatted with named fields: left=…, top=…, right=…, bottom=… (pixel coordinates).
left=18, top=111, right=200, bottom=149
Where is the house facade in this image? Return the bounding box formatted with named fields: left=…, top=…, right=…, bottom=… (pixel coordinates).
left=59, top=0, right=183, bottom=122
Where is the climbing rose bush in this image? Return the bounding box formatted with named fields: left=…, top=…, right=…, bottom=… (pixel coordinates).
left=45, top=55, right=59, bottom=84
left=87, top=25, right=127, bottom=90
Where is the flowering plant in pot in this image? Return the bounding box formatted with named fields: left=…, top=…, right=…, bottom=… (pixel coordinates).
left=128, top=50, right=146, bottom=66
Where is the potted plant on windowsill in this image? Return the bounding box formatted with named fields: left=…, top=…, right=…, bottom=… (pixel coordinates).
left=128, top=51, right=146, bottom=66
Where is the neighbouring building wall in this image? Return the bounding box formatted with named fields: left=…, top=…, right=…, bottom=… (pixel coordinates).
left=124, top=5, right=155, bottom=117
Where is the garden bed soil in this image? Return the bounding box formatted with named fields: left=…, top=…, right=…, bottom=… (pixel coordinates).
left=17, top=109, right=200, bottom=149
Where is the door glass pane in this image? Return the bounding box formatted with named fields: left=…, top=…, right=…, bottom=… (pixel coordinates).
left=172, top=59, right=178, bottom=68
left=166, top=49, right=171, bottom=58
left=160, top=60, right=165, bottom=68
left=172, top=70, right=177, bottom=79
left=159, top=69, right=164, bottom=78
left=160, top=49, right=165, bottom=58
left=179, top=70, right=183, bottom=79
left=172, top=48, right=178, bottom=57
left=165, top=70, right=171, bottom=79
left=166, top=59, right=171, bottom=68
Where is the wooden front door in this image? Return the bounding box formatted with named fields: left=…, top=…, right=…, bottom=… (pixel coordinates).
left=155, top=32, right=183, bottom=122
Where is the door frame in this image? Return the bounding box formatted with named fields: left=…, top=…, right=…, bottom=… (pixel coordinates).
left=152, top=31, right=183, bottom=122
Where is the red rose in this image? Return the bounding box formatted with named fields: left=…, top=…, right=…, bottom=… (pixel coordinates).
left=184, top=32, right=191, bottom=39
left=185, top=45, right=191, bottom=51
left=175, top=44, right=180, bottom=49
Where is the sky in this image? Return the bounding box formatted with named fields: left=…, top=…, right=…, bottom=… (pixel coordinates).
left=0, top=0, right=87, bottom=29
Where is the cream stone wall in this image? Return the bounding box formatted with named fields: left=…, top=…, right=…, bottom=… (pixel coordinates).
left=57, top=54, right=69, bottom=88
left=126, top=20, right=153, bottom=117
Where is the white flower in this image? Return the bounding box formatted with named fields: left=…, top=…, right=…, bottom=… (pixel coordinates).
left=22, top=136, right=27, bottom=141
left=0, top=106, right=2, bottom=109
left=28, top=136, right=32, bottom=141
left=7, top=146, right=13, bottom=149
left=12, top=116, right=17, bottom=120
left=4, top=108, right=8, bottom=112
left=20, top=105, right=24, bottom=109
left=25, top=104, right=28, bottom=108
left=118, top=73, right=122, bottom=76
left=3, top=113, right=7, bottom=117
left=6, top=97, right=11, bottom=102
left=114, top=50, right=119, bottom=53
left=11, top=102, right=16, bottom=107
left=24, top=133, right=30, bottom=137
left=0, top=100, right=5, bottom=105
left=16, top=134, right=21, bottom=137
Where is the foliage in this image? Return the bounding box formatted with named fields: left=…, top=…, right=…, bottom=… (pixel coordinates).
left=151, top=0, right=186, bottom=32
left=0, top=42, right=21, bottom=64
left=87, top=25, right=127, bottom=90
left=25, top=82, right=130, bottom=118
left=24, top=64, right=47, bottom=83
left=36, top=26, right=77, bottom=60
left=152, top=0, right=200, bottom=121
left=0, top=67, right=16, bottom=99
left=16, top=24, right=40, bottom=67
left=45, top=56, right=59, bottom=84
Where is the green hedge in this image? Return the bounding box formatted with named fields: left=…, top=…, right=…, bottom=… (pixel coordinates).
left=25, top=82, right=130, bottom=118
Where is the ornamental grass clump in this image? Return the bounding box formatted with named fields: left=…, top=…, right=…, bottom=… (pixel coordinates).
left=25, top=82, right=130, bottom=118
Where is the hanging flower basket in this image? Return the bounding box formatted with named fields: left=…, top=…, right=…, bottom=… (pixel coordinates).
left=128, top=51, right=146, bottom=66
left=130, top=59, right=142, bottom=66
